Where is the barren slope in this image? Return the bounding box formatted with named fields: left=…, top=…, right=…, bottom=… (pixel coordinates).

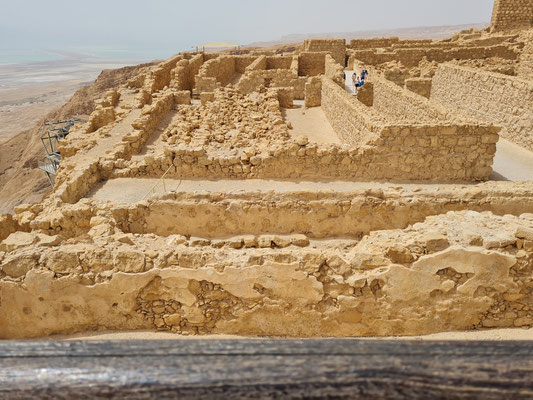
left=0, top=62, right=156, bottom=214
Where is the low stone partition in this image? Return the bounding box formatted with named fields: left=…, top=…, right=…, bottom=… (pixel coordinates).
left=372, top=76, right=448, bottom=123
left=108, top=182, right=533, bottom=239
left=321, top=78, right=382, bottom=145
left=171, top=54, right=204, bottom=91
left=325, top=54, right=344, bottom=86
left=353, top=44, right=519, bottom=68
left=430, top=63, right=533, bottom=151
left=118, top=122, right=498, bottom=183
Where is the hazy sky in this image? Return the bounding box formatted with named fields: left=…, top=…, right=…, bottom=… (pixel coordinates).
left=0, top=0, right=495, bottom=58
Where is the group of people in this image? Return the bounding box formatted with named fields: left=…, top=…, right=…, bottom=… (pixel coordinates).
left=348, top=69, right=369, bottom=95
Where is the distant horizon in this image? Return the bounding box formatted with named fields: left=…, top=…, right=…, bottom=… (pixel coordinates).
left=0, top=20, right=490, bottom=65
left=1, top=0, right=495, bottom=63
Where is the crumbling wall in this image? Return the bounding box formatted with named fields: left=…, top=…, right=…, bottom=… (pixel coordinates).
left=353, top=45, right=519, bottom=68
left=491, top=0, right=533, bottom=31
left=303, top=39, right=346, bottom=66
left=305, top=77, right=322, bottom=107
left=298, top=52, right=327, bottom=77
left=238, top=69, right=305, bottom=99
left=195, top=55, right=236, bottom=91
left=321, top=77, right=381, bottom=145
left=325, top=54, right=344, bottom=86
left=171, top=54, right=204, bottom=91
left=4, top=210, right=533, bottom=338
left=146, top=55, right=183, bottom=93
left=431, top=63, right=533, bottom=151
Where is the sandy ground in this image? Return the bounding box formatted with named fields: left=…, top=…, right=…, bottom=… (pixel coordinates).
left=35, top=328, right=533, bottom=341
left=87, top=178, right=476, bottom=204
left=492, top=138, right=533, bottom=181
left=283, top=106, right=341, bottom=144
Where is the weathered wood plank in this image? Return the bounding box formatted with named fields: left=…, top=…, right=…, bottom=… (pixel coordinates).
left=0, top=339, right=532, bottom=399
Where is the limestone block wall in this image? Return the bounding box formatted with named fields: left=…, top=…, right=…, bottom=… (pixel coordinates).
left=107, top=185, right=533, bottom=239
left=303, top=39, right=346, bottom=66
left=405, top=78, right=432, bottom=98
left=321, top=78, right=381, bottom=146
left=491, top=0, right=533, bottom=31
left=266, top=56, right=292, bottom=70
left=171, top=54, right=204, bottom=91
left=352, top=45, right=519, bottom=68
left=235, top=56, right=259, bottom=73
left=195, top=55, right=236, bottom=91
left=298, top=52, right=327, bottom=77
left=518, top=29, right=533, bottom=79
left=146, top=55, right=183, bottom=93
left=238, top=70, right=305, bottom=99
left=431, top=63, right=533, bottom=151
left=372, top=76, right=448, bottom=123
left=305, top=77, right=322, bottom=107
left=245, top=55, right=267, bottom=72
left=325, top=54, right=344, bottom=87
left=349, top=37, right=400, bottom=49
left=124, top=118, right=497, bottom=182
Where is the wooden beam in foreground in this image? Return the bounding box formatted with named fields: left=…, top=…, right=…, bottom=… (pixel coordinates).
left=0, top=339, right=532, bottom=399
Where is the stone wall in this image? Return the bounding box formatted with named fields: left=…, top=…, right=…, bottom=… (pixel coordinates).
left=372, top=76, right=448, bottom=123
left=491, top=0, right=533, bottom=31
left=431, top=63, right=533, bottom=151
left=235, top=56, right=258, bottom=73
left=324, top=54, right=344, bottom=87
left=5, top=202, right=533, bottom=338
left=195, top=55, right=236, bottom=91
left=171, top=54, right=204, bottom=91
left=349, top=37, right=400, bottom=49
left=518, top=29, right=533, bottom=79
left=298, top=52, right=327, bottom=77
left=238, top=69, right=305, bottom=99
left=352, top=45, right=519, bottom=68
left=303, top=39, right=346, bottom=66
left=305, top=77, right=322, bottom=107
left=405, top=78, right=432, bottom=98
left=266, top=56, right=293, bottom=70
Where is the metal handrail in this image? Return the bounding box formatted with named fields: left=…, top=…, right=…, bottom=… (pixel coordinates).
left=142, top=164, right=177, bottom=200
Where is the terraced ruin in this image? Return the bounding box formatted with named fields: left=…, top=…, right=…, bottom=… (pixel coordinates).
left=1, top=0, right=533, bottom=339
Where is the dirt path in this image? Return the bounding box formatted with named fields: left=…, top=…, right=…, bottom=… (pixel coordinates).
left=492, top=138, right=533, bottom=181
left=283, top=107, right=341, bottom=144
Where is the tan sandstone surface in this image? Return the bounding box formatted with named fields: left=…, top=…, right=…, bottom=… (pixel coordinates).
left=1, top=0, right=533, bottom=340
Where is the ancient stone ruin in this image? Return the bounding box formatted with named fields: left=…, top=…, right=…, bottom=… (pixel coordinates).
left=1, top=0, right=533, bottom=339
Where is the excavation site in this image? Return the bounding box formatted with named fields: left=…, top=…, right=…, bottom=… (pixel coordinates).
left=1, top=0, right=533, bottom=341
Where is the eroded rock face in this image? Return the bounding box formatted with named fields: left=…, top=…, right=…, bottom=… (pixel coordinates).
left=1, top=211, right=532, bottom=339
